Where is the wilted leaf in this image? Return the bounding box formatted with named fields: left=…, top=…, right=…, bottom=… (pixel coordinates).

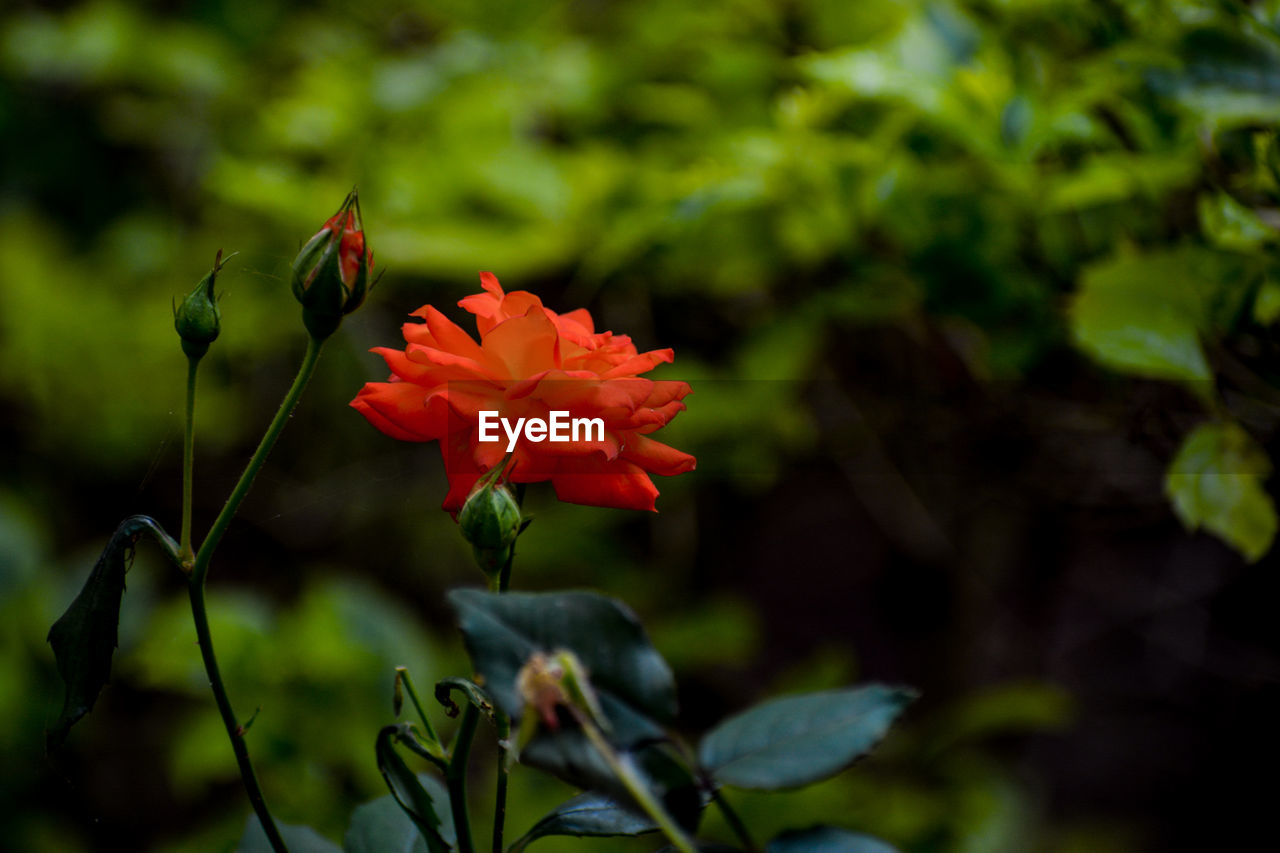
left=374, top=725, right=451, bottom=853
left=344, top=775, right=455, bottom=853
left=46, top=515, right=177, bottom=748
left=434, top=675, right=495, bottom=722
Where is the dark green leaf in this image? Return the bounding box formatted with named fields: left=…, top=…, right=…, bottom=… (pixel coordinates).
left=235, top=816, right=343, bottom=853
left=375, top=725, right=452, bottom=853
left=46, top=515, right=178, bottom=748
left=508, top=790, right=659, bottom=852
left=520, top=727, right=704, bottom=833
left=655, top=845, right=741, bottom=852
left=344, top=775, right=455, bottom=853
left=449, top=589, right=700, bottom=829
left=1166, top=420, right=1277, bottom=562
left=698, top=686, right=915, bottom=790
left=766, top=826, right=900, bottom=853
left=448, top=588, right=677, bottom=745
left=345, top=793, right=428, bottom=853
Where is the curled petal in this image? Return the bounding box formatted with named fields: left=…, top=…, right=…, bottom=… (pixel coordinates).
left=620, top=433, right=697, bottom=476
left=551, top=459, right=661, bottom=512
left=600, top=348, right=675, bottom=379
left=405, top=342, right=494, bottom=379
left=351, top=382, right=453, bottom=441
left=557, top=307, right=595, bottom=336
left=411, top=305, right=488, bottom=363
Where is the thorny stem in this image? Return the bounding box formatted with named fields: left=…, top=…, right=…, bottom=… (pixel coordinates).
left=185, top=335, right=326, bottom=853
left=188, top=581, right=287, bottom=853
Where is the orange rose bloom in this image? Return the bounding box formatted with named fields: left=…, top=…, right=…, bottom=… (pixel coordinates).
left=351, top=273, right=695, bottom=512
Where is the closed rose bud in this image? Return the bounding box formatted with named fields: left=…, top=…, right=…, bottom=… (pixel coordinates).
left=458, top=479, right=522, bottom=580
left=175, top=251, right=225, bottom=359
left=291, top=189, right=374, bottom=340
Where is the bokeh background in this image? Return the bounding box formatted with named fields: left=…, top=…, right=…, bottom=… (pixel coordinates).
left=4, top=0, right=1280, bottom=850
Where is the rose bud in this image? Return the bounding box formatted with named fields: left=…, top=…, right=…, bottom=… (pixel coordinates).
left=510, top=649, right=606, bottom=764
left=174, top=250, right=226, bottom=359
left=458, top=478, right=522, bottom=581
left=291, top=189, right=374, bottom=340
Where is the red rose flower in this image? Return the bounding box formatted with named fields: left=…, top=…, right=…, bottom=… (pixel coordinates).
left=351, top=273, right=695, bottom=512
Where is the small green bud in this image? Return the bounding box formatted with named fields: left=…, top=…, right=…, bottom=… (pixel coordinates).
left=458, top=480, right=522, bottom=579
left=175, top=250, right=226, bottom=359
left=291, top=189, right=374, bottom=340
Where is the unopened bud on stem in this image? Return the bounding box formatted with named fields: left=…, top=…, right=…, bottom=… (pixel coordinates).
left=174, top=250, right=227, bottom=359
left=458, top=477, right=522, bottom=581
left=291, top=189, right=375, bottom=340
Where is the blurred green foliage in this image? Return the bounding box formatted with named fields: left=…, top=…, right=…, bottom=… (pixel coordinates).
left=7, top=0, right=1280, bottom=850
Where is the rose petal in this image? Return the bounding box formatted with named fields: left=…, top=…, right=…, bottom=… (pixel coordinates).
left=351, top=382, right=453, bottom=441
left=600, top=348, right=675, bottom=379
left=417, top=305, right=488, bottom=363
left=620, top=433, right=696, bottom=476
left=483, top=305, right=561, bottom=378
left=551, top=459, right=660, bottom=512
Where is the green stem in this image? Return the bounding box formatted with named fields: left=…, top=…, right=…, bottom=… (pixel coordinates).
left=491, top=530, right=516, bottom=853
left=185, top=335, right=325, bottom=853
left=191, top=336, right=324, bottom=582
left=189, top=580, right=288, bottom=853
left=447, top=704, right=480, bottom=853
left=579, top=717, right=697, bottom=853
left=395, top=667, right=444, bottom=753
left=179, top=355, right=200, bottom=567
left=712, top=789, right=760, bottom=853
left=492, top=714, right=509, bottom=853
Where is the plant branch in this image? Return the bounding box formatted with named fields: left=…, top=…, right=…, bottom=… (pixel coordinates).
left=395, top=666, right=444, bottom=754
left=183, top=336, right=326, bottom=853
left=712, top=788, right=760, bottom=853
left=189, top=580, right=288, bottom=853
left=491, top=526, right=516, bottom=853
left=578, top=716, right=697, bottom=853
left=179, top=355, right=200, bottom=568
left=191, top=336, right=324, bottom=582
